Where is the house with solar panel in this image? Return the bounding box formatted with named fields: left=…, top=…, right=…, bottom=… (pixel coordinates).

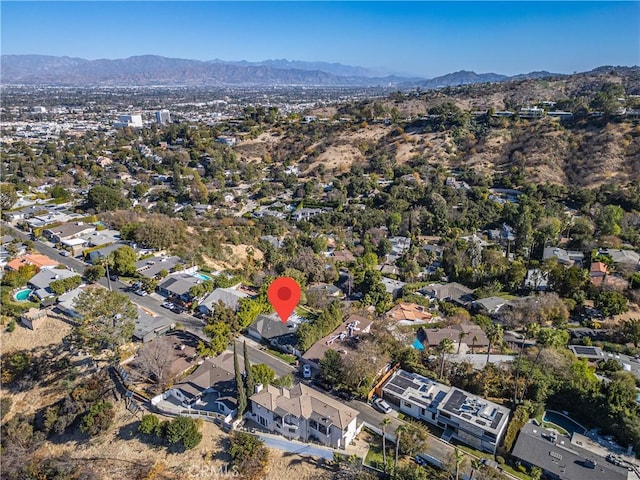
left=381, top=369, right=510, bottom=453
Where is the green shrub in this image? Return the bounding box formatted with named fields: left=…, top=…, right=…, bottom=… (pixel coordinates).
left=7, top=319, right=16, bottom=332
left=165, top=416, right=202, bottom=450
left=138, top=414, right=159, bottom=435
left=496, top=456, right=505, bottom=465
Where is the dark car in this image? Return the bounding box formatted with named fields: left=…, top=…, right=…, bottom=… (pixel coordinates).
left=109, top=274, right=119, bottom=281
left=337, top=390, right=355, bottom=401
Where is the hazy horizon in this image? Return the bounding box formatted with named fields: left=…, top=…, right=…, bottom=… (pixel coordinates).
left=2, top=1, right=639, bottom=77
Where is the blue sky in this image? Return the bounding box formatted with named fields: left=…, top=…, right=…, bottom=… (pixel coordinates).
left=2, top=1, right=639, bottom=77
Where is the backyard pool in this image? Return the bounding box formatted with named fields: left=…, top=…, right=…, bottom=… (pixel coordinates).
left=543, top=410, right=587, bottom=435
left=14, top=288, right=32, bottom=302
left=412, top=337, right=425, bottom=350
left=193, top=272, right=212, bottom=281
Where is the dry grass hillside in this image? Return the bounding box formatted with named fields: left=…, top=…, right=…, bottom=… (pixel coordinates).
left=244, top=69, right=640, bottom=188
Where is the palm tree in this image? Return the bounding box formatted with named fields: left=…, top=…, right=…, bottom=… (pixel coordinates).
left=438, top=338, right=455, bottom=379
left=469, top=458, right=482, bottom=480
left=451, top=447, right=465, bottom=480
left=471, top=335, right=478, bottom=354
left=485, top=323, right=503, bottom=365
left=380, top=417, right=391, bottom=475
left=394, top=424, right=407, bottom=479
left=513, top=322, right=539, bottom=404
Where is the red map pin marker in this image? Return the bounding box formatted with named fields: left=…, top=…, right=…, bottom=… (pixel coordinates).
left=267, top=277, right=301, bottom=323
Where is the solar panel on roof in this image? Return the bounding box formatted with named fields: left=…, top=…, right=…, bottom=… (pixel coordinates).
left=571, top=346, right=600, bottom=356
left=490, top=412, right=504, bottom=429
left=385, top=384, right=406, bottom=395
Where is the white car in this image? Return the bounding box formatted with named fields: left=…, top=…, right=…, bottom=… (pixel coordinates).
left=373, top=398, right=393, bottom=414
left=135, top=289, right=148, bottom=297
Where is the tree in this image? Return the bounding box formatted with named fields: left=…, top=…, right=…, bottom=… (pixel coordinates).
left=438, top=338, right=455, bottom=379
left=74, top=288, right=136, bottom=356
left=229, top=431, right=270, bottom=480
left=595, top=291, right=628, bottom=317
left=133, top=339, right=173, bottom=392
left=138, top=414, right=159, bottom=435
left=203, top=321, right=232, bottom=355
left=86, top=185, right=129, bottom=212
left=84, top=265, right=105, bottom=283
left=165, top=416, right=202, bottom=450
left=397, top=421, right=429, bottom=457
left=0, top=182, right=18, bottom=210
left=469, top=458, right=482, bottom=480
left=380, top=417, right=391, bottom=475
left=486, top=323, right=503, bottom=364
left=622, top=318, right=640, bottom=348
left=319, top=349, right=344, bottom=387
left=251, top=364, right=275, bottom=387
left=234, top=343, right=247, bottom=416
left=394, top=424, right=407, bottom=479
left=243, top=341, right=255, bottom=396
left=110, top=246, right=137, bottom=276
left=49, top=275, right=82, bottom=295
left=80, top=400, right=114, bottom=436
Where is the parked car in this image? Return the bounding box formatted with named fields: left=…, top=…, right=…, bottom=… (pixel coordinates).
left=373, top=398, right=392, bottom=414
left=337, top=390, right=355, bottom=401
left=161, top=302, right=173, bottom=309
left=109, top=274, right=119, bottom=281
left=59, top=250, right=70, bottom=257
left=135, top=289, right=148, bottom=297
left=302, top=364, right=312, bottom=379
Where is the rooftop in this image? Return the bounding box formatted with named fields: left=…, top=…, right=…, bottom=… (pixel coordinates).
left=250, top=383, right=359, bottom=430
left=302, top=314, right=373, bottom=364
left=512, top=422, right=628, bottom=480
left=440, top=387, right=510, bottom=435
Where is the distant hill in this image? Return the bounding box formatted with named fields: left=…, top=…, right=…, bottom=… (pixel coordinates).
left=0, top=54, right=415, bottom=87
left=0, top=54, right=630, bottom=88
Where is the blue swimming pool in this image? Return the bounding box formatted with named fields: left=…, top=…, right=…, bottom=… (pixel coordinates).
left=14, top=288, right=32, bottom=301
left=543, top=410, right=586, bottom=435
left=193, top=272, right=212, bottom=281
left=412, top=337, right=425, bottom=350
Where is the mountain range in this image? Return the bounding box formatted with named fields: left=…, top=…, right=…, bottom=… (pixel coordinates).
left=1, top=54, right=563, bottom=87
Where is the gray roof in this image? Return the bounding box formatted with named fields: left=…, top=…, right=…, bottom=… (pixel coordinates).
left=381, top=277, right=407, bottom=294
left=45, top=222, right=95, bottom=239
left=158, top=274, right=200, bottom=296
left=173, top=359, right=236, bottom=403
left=248, top=313, right=299, bottom=344
left=135, top=256, right=184, bottom=278
left=422, top=282, right=475, bottom=305
left=86, top=243, right=122, bottom=262
left=598, top=248, right=640, bottom=265
left=28, top=268, right=78, bottom=290
left=543, top=247, right=584, bottom=265
left=133, top=307, right=173, bottom=342
left=199, top=287, right=249, bottom=311
left=473, top=296, right=507, bottom=314
left=512, top=422, right=627, bottom=480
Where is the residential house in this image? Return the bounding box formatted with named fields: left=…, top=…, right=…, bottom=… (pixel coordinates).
left=543, top=247, right=584, bottom=267
left=331, top=249, right=356, bottom=263
left=386, top=302, right=434, bottom=325
left=291, top=208, right=326, bottom=222
left=597, top=248, right=640, bottom=269
left=511, top=422, right=628, bottom=480
left=524, top=268, right=549, bottom=291
left=590, top=262, right=608, bottom=287
left=472, top=296, right=507, bottom=315
left=56, top=285, right=87, bottom=319
left=381, top=369, right=510, bottom=454
left=421, top=282, right=475, bottom=306
left=307, top=283, right=344, bottom=300
left=246, top=313, right=303, bottom=355
left=135, top=255, right=193, bottom=279
left=134, top=307, right=174, bottom=343
left=44, top=222, right=96, bottom=243
left=85, top=243, right=122, bottom=264
left=80, top=229, right=121, bottom=247
left=418, top=324, right=488, bottom=351
left=569, top=345, right=640, bottom=380
left=381, top=277, right=407, bottom=298
left=197, top=287, right=249, bottom=316
left=302, top=315, right=373, bottom=367
left=157, top=274, right=202, bottom=303
left=248, top=383, right=360, bottom=450
left=28, top=267, right=79, bottom=300
left=6, top=253, right=59, bottom=271
left=161, top=359, right=237, bottom=423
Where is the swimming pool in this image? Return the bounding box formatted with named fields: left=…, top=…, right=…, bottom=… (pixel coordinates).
left=412, top=337, right=425, bottom=350
left=193, top=272, right=212, bottom=281
left=543, top=410, right=587, bottom=435
left=14, top=288, right=32, bottom=301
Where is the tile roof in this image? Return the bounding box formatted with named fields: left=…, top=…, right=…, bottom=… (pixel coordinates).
left=386, top=302, right=433, bottom=323
left=7, top=253, right=58, bottom=271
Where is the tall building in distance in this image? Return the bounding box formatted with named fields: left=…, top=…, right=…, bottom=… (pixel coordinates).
left=114, top=114, right=143, bottom=129
left=155, top=110, right=171, bottom=125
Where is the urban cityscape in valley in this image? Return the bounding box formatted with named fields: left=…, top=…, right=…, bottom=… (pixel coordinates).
left=1, top=2, right=640, bottom=480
